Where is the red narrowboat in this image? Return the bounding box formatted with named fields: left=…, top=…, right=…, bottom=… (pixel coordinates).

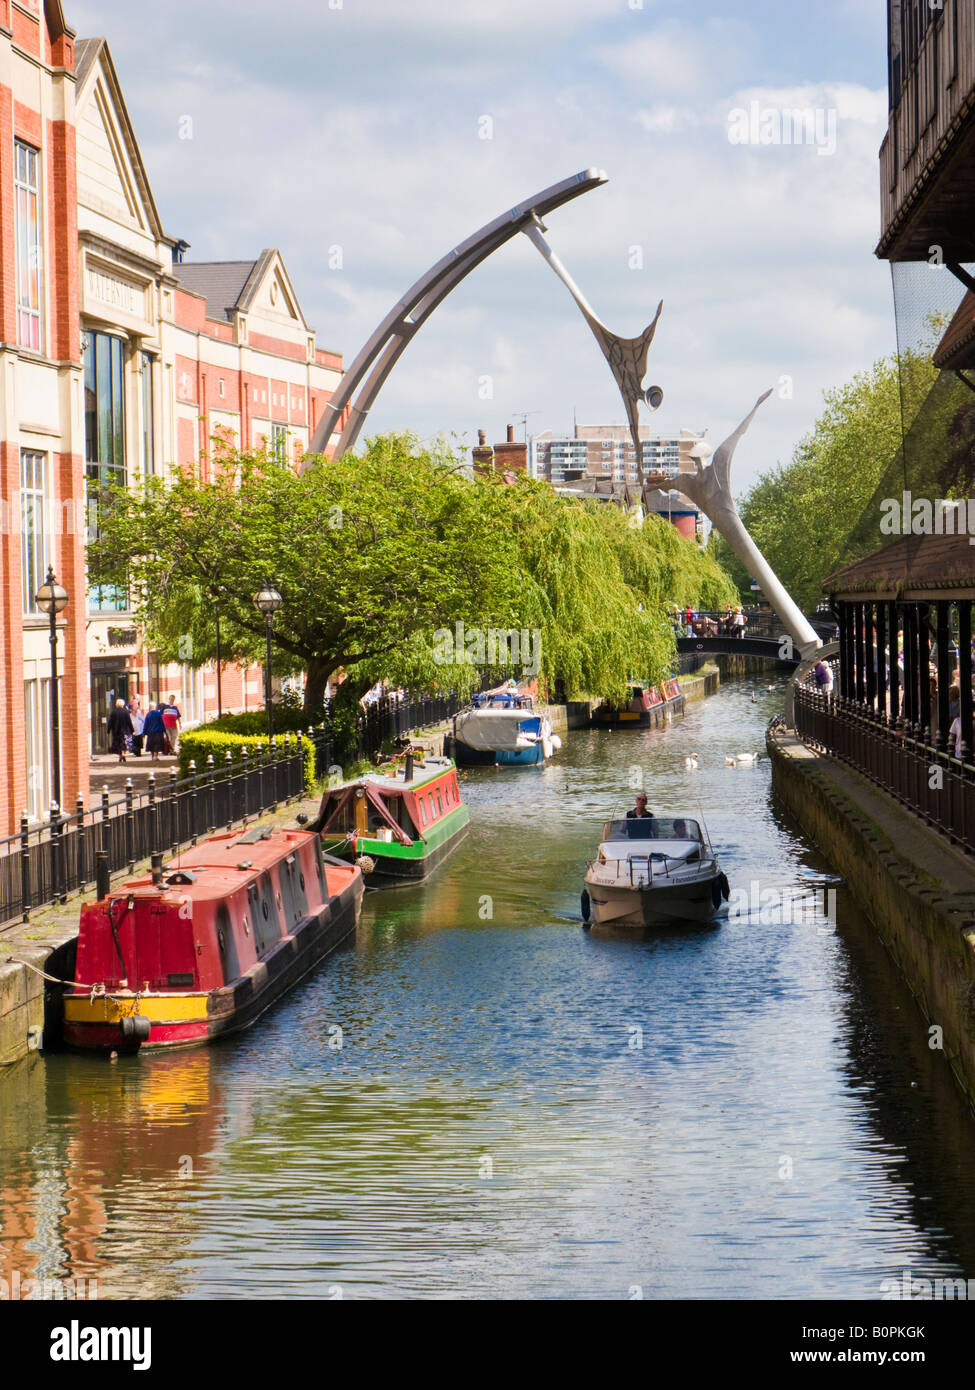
left=592, top=680, right=686, bottom=729
left=63, top=826, right=363, bottom=1053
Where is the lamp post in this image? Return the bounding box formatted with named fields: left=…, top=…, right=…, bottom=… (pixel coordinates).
left=253, top=582, right=282, bottom=742
left=35, top=566, right=69, bottom=812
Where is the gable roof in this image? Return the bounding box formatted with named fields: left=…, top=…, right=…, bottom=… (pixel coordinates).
left=172, top=249, right=309, bottom=327
left=172, top=260, right=260, bottom=322
left=73, top=37, right=169, bottom=245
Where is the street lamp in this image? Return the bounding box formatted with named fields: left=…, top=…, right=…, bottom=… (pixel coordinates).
left=35, top=565, right=69, bottom=812
left=253, top=582, right=283, bottom=741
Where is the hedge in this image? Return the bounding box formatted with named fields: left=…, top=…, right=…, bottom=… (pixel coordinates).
left=178, top=728, right=319, bottom=795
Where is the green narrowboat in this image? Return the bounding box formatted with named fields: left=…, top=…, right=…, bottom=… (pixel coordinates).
left=307, top=755, right=470, bottom=887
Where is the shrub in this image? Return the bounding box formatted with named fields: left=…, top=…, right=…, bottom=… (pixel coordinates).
left=178, top=728, right=318, bottom=795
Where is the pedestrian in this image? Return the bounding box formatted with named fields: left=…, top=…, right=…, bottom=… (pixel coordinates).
left=733, top=606, right=746, bottom=639
left=949, top=684, right=960, bottom=723
left=106, top=698, right=133, bottom=764
left=161, top=695, right=182, bottom=754
left=129, top=697, right=145, bottom=757
left=142, top=704, right=167, bottom=760
left=813, top=659, right=833, bottom=696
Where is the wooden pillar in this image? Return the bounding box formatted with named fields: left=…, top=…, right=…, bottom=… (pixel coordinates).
left=865, top=603, right=877, bottom=711
left=889, top=601, right=900, bottom=726
left=834, top=603, right=845, bottom=700
left=854, top=603, right=866, bottom=703
left=936, top=600, right=950, bottom=753
left=876, top=602, right=888, bottom=721
left=918, top=605, right=931, bottom=743
left=903, top=606, right=916, bottom=729
left=959, top=600, right=973, bottom=761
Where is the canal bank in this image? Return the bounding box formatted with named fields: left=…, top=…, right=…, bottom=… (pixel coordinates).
left=8, top=676, right=975, bottom=1298
left=768, top=724, right=975, bottom=1112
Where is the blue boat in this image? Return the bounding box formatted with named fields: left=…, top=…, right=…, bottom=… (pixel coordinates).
left=447, top=697, right=562, bottom=768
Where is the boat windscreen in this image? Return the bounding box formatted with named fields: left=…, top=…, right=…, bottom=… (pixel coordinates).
left=607, top=817, right=701, bottom=841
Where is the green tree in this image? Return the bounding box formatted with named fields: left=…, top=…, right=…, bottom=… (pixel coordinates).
left=719, top=351, right=938, bottom=610
left=88, top=434, right=737, bottom=713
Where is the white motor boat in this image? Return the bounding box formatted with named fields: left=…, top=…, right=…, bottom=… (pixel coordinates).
left=583, top=814, right=729, bottom=928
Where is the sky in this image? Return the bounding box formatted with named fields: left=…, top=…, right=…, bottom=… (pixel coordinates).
left=68, top=0, right=894, bottom=494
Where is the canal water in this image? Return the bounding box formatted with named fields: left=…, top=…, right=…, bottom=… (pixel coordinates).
left=4, top=675, right=975, bottom=1300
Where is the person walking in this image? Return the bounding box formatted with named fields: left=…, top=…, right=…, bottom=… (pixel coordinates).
left=142, top=704, right=167, bottom=760
left=813, top=659, right=833, bottom=697
left=129, top=697, right=145, bottom=757
left=733, top=606, right=746, bottom=640
left=161, top=695, right=182, bottom=754
left=106, top=699, right=133, bottom=764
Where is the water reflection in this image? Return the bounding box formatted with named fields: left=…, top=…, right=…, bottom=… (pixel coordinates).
left=2, top=677, right=975, bottom=1298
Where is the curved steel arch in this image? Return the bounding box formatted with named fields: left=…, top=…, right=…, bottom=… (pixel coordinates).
left=308, top=169, right=608, bottom=460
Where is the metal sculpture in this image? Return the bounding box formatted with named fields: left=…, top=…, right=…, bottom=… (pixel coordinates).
left=308, top=169, right=609, bottom=460
left=521, top=213, right=664, bottom=464
left=676, top=393, right=820, bottom=657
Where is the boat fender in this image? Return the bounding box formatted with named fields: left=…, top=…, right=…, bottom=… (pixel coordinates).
left=719, top=873, right=730, bottom=901
left=355, top=855, right=376, bottom=875
left=711, top=878, right=723, bottom=910
left=121, top=1014, right=151, bottom=1043
left=581, top=889, right=591, bottom=926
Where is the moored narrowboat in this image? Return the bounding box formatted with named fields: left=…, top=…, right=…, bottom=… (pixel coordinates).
left=592, top=679, right=685, bottom=729
left=63, top=826, right=363, bottom=1053
left=309, top=754, right=470, bottom=887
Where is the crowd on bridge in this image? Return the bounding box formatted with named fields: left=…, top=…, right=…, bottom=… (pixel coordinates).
left=671, top=605, right=748, bottom=639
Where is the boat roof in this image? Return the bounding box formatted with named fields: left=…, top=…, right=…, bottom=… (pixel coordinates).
left=332, top=755, right=458, bottom=795
left=103, top=827, right=334, bottom=904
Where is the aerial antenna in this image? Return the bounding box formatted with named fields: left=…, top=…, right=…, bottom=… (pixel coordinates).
left=512, top=411, right=539, bottom=442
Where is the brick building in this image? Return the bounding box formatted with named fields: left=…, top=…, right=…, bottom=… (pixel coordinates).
left=0, top=13, right=345, bottom=835
left=0, top=0, right=88, bottom=831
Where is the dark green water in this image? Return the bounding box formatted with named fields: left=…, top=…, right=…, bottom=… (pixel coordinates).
left=4, top=676, right=975, bottom=1299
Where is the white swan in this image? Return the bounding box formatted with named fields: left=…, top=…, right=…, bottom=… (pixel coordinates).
left=736, top=752, right=760, bottom=765
left=684, top=753, right=699, bottom=770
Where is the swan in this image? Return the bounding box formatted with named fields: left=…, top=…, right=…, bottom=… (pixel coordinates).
left=684, top=753, right=699, bottom=770
left=736, top=752, right=760, bottom=765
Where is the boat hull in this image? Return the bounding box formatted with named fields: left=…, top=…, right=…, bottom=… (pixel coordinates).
left=63, top=873, right=363, bottom=1052
left=448, top=737, right=548, bottom=767
left=592, top=693, right=685, bottom=729
left=584, top=872, right=722, bottom=927
left=325, top=811, right=470, bottom=888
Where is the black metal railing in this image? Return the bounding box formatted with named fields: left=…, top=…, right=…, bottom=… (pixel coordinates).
left=0, top=688, right=465, bottom=930
left=793, top=682, right=975, bottom=855
left=675, top=610, right=837, bottom=641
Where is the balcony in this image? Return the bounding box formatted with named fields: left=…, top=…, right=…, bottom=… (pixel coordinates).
left=879, top=0, right=975, bottom=261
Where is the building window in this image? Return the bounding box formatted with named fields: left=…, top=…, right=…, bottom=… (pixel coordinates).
left=141, top=352, right=155, bottom=475
left=84, top=330, right=128, bottom=612
left=15, top=141, right=42, bottom=352
left=270, top=423, right=287, bottom=463
left=24, top=677, right=57, bottom=821
left=20, top=450, right=48, bottom=614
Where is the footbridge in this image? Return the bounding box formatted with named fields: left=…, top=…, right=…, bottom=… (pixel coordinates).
left=676, top=612, right=837, bottom=667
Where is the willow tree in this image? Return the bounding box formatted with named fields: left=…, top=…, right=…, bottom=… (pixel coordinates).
left=88, top=434, right=737, bottom=714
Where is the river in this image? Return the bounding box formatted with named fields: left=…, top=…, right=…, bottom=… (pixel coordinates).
left=4, top=675, right=975, bottom=1300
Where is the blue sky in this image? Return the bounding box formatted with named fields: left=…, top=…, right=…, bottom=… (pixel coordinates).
left=68, top=0, right=893, bottom=492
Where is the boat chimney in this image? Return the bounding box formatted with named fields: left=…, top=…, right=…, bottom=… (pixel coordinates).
left=151, top=853, right=164, bottom=886
left=96, top=850, right=110, bottom=902
left=404, top=752, right=414, bottom=782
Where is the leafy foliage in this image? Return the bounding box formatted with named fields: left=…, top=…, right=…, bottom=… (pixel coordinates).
left=88, top=434, right=736, bottom=709
left=717, top=351, right=939, bottom=609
